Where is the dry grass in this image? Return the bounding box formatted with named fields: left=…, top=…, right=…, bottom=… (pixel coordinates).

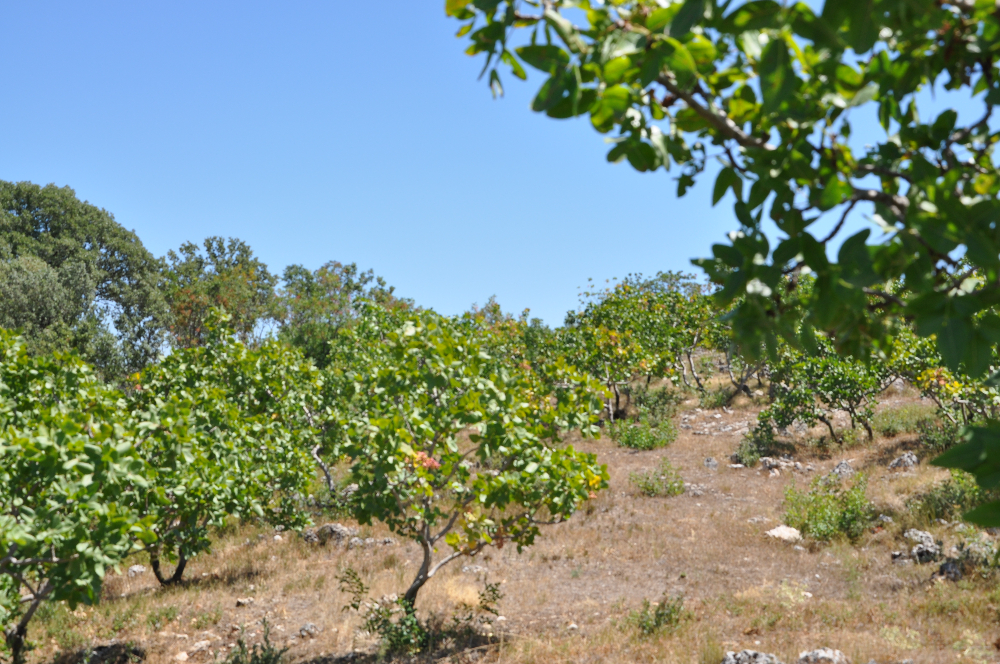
left=25, top=391, right=1000, bottom=664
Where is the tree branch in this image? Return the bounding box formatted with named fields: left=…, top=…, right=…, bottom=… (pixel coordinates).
left=656, top=75, right=776, bottom=151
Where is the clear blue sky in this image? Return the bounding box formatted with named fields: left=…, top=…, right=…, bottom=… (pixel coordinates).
left=0, top=3, right=975, bottom=325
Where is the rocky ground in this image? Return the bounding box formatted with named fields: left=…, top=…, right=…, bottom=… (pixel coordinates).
left=28, top=386, right=1000, bottom=664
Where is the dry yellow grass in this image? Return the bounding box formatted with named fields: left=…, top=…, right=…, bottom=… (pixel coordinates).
left=25, top=388, right=1000, bottom=664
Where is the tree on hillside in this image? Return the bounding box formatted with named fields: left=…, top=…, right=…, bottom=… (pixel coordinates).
left=446, top=1, right=1000, bottom=523
left=162, top=237, right=278, bottom=348
left=0, top=181, right=168, bottom=379
left=278, top=261, right=410, bottom=369
left=337, top=311, right=608, bottom=609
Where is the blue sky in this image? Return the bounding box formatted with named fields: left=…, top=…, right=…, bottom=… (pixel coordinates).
left=0, top=3, right=978, bottom=325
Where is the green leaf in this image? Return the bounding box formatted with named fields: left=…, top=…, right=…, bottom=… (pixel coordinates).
left=445, top=0, right=472, bottom=17
left=938, top=316, right=972, bottom=371
left=759, top=39, right=795, bottom=115
left=515, top=45, right=570, bottom=73
left=647, top=6, right=676, bottom=32
left=670, top=0, right=707, bottom=38
left=713, top=167, right=743, bottom=205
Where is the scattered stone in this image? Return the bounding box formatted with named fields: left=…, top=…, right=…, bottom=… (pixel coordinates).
left=273, top=535, right=283, bottom=542
left=381, top=537, right=396, bottom=546
left=830, top=461, right=855, bottom=478
left=935, top=559, right=963, bottom=582
left=235, top=597, right=254, bottom=607
left=766, top=525, right=802, bottom=543
left=347, top=537, right=365, bottom=549
left=316, top=523, right=356, bottom=546
left=685, top=483, right=707, bottom=497
left=794, top=545, right=806, bottom=552
left=904, top=529, right=941, bottom=564
left=127, top=564, right=147, bottom=578
left=722, top=650, right=786, bottom=664
left=462, top=565, right=488, bottom=575
left=301, top=530, right=319, bottom=544
left=299, top=623, right=320, bottom=639
left=567, top=623, right=578, bottom=630
left=747, top=517, right=770, bottom=524
left=174, top=654, right=188, bottom=662
left=769, top=469, right=780, bottom=478
left=704, top=457, right=719, bottom=470
left=888, top=452, right=918, bottom=471
left=730, top=463, right=745, bottom=469
left=190, top=641, right=211, bottom=653
left=797, top=649, right=849, bottom=664
left=877, top=515, right=893, bottom=524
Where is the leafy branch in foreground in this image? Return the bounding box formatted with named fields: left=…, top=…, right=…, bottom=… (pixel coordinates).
left=447, top=0, right=1000, bottom=525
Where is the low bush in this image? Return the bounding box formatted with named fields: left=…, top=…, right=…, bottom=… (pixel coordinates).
left=609, top=419, right=677, bottom=450
left=918, top=418, right=963, bottom=453
left=907, top=470, right=1000, bottom=525
left=629, top=457, right=684, bottom=497
left=224, top=621, right=287, bottom=664
left=337, top=567, right=503, bottom=656
left=783, top=475, right=875, bottom=541
left=698, top=387, right=731, bottom=410
left=626, top=594, right=685, bottom=636
left=873, top=403, right=938, bottom=438
left=633, top=385, right=682, bottom=426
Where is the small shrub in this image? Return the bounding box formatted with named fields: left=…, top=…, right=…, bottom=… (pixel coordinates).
left=698, top=387, right=730, bottom=410
left=224, top=621, right=287, bottom=664
left=733, top=424, right=780, bottom=467
left=633, top=385, right=682, bottom=426
left=626, top=594, right=684, bottom=636
left=629, top=457, right=684, bottom=497
left=146, top=606, right=178, bottom=631
left=918, top=418, right=963, bottom=453
left=192, top=607, right=223, bottom=630
left=363, top=598, right=428, bottom=655
left=609, top=420, right=677, bottom=450
left=873, top=403, right=938, bottom=438
left=907, top=470, right=1000, bottom=524
left=783, top=475, right=875, bottom=541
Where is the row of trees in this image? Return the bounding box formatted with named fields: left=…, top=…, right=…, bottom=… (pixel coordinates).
left=0, top=181, right=411, bottom=383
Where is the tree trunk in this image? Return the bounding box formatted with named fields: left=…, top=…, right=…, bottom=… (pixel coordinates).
left=403, top=540, right=433, bottom=608
left=6, top=582, right=50, bottom=664
left=818, top=415, right=840, bottom=445
left=151, top=549, right=188, bottom=586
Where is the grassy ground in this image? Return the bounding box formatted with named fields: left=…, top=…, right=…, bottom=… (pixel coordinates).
left=26, top=383, right=1000, bottom=664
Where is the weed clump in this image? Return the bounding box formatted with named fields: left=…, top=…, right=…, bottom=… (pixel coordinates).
left=224, top=621, right=287, bottom=664
left=917, top=418, right=963, bottom=453
left=609, top=419, right=677, bottom=450
left=629, top=457, right=684, bottom=497
left=698, top=387, right=730, bottom=410
left=907, top=470, right=1000, bottom=525
left=783, top=475, right=874, bottom=541
left=626, top=594, right=685, bottom=636
left=873, top=403, right=938, bottom=438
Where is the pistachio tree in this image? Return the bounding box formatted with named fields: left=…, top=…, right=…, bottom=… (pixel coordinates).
left=0, top=331, right=151, bottom=663
left=757, top=335, right=898, bottom=444
left=127, top=315, right=317, bottom=585
left=339, top=311, right=608, bottom=607
left=447, top=1, right=1000, bottom=522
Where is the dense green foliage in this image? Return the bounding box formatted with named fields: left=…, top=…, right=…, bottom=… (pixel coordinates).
left=127, top=315, right=317, bottom=585
left=338, top=310, right=608, bottom=604
left=756, top=336, right=897, bottom=444
left=0, top=181, right=168, bottom=380
left=784, top=475, right=875, bottom=541
left=162, top=237, right=278, bottom=349
left=0, top=331, right=152, bottom=662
